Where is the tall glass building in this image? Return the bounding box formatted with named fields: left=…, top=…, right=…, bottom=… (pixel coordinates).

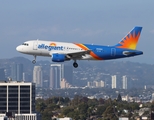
left=111, top=75, right=117, bottom=89
left=50, top=64, right=61, bottom=89
left=122, top=75, right=128, bottom=89
left=0, top=68, right=5, bottom=80
left=50, top=64, right=73, bottom=89
left=33, top=66, right=43, bottom=87
left=11, top=64, right=23, bottom=81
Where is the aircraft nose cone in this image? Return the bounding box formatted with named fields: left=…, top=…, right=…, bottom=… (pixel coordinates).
left=16, top=46, right=22, bottom=52
left=16, top=46, right=20, bottom=51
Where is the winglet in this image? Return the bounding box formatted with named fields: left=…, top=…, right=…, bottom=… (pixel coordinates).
left=115, top=26, right=142, bottom=50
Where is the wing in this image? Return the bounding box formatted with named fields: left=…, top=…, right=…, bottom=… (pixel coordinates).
left=49, top=50, right=91, bottom=60
left=66, top=50, right=91, bottom=59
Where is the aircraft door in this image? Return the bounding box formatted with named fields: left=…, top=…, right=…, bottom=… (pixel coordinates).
left=33, top=41, right=38, bottom=50
left=111, top=48, right=116, bottom=56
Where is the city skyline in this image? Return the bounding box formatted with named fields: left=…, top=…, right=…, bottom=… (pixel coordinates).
left=0, top=56, right=153, bottom=89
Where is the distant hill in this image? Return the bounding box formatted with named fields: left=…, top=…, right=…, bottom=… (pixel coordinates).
left=0, top=57, right=33, bottom=72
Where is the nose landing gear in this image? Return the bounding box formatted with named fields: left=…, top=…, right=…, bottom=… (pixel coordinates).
left=32, top=55, right=36, bottom=64
left=32, top=60, right=36, bottom=64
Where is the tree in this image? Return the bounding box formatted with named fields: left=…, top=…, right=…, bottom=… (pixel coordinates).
left=98, top=98, right=105, bottom=105
left=96, top=105, right=106, bottom=116
left=117, top=93, right=122, bottom=102
left=41, top=109, right=52, bottom=120
left=103, top=106, right=118, bottom=120
left=64, top=97, right=70, bottom=105
left=78, top=103, right=88, bottom=114
left=36, top=102, right=47, bottom=112
left=62, top=107, right=74, bottom=116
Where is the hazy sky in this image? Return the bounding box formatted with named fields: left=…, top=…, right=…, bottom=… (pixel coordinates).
left=0, top=1, right=154, bottom=63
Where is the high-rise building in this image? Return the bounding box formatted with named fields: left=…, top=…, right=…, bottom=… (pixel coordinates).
left=23, top=72, right=26, bottom=81
left=62, top=64, right=73, bottom=85
left=11, top=64, right=17, bottom=80
left=23, top=72, right=33, bottom=82
left=0, top=68, right=5, bottom=80
left=11, top=64, right=23, bottom=81
left=87, top=81, right=105, bottom=88
left=17, top=64, right=23, bottom=81
left=122, top=75, right=127, bottom=89
left=50, top=64, right=73, bottom=89
left=152, top=93, right=154, bottom=101
left=87, top=82, right=92, bottom=87
left=0, top=81, right=40, bottom=120
left=112, top=75, right=117, bottom=89
left=50, top=64, right=61, bottom=89
left=60, top=78, right=71, bottom=89
left=43, top=80, right=49, bottom=88
left=33, top=66, right=43, bottom=87
left=100, top=81, right=105, bottom=87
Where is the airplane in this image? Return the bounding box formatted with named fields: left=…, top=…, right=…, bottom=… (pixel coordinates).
left=16, top=26, right=143, bottom=68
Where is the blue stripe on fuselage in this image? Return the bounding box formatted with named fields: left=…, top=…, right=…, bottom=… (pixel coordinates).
left=83, top=44, right=142, bottom=60
left=83, top=44, right=112, bottom=60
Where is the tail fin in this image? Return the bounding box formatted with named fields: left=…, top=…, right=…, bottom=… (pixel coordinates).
left=115, top=26, right=142, bottom=50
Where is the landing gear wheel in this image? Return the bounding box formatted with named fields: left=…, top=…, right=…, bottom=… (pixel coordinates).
left=32, top=60, right=36, bottom=64
left=73, top=62, right=78, bottom=68
left=32, top=55, right=37, bottom=64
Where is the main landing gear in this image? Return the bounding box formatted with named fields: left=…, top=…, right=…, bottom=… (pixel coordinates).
left=73, top=60, right=78, bottom=68
left=73, top=62, right=78, bottom=68
left=32, top=55, right=36, bottom=64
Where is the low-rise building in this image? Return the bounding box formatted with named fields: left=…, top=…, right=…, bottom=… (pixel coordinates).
left=0, top=80, right=41, bottom=120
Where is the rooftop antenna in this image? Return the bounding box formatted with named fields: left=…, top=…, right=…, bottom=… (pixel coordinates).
left=8, top=77, right=12, bottom=82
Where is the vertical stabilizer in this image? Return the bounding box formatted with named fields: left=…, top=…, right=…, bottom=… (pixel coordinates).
left=115, top=26, right=142, bottom=50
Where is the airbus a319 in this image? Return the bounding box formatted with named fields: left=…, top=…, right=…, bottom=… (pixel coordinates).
left=16, top=26, right=143, bottom=68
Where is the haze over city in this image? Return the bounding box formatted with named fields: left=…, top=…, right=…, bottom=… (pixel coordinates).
left=0, top=1, right=154, bottom=63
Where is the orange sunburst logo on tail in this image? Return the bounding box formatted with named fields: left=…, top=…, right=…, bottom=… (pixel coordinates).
left=117, top=31, right=141, bottom=50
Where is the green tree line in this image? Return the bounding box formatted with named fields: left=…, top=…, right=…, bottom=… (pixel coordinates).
left=36, top=94, right=154, bottom=120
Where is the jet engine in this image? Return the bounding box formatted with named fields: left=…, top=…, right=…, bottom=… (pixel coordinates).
left=51, top=53, right=65, bottom=62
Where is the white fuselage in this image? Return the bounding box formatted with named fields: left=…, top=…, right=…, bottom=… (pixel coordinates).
left=16, top=40, right=94, bottom=60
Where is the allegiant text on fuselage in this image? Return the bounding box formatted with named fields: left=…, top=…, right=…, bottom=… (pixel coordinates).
left=38, top=44, right=63, bottom=51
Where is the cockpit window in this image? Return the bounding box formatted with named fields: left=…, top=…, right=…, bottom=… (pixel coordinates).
left=22, top=43, right=29, bottom=46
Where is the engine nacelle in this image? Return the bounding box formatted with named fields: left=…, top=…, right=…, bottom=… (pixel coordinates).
left=52, top=53, right=65, bottom=62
